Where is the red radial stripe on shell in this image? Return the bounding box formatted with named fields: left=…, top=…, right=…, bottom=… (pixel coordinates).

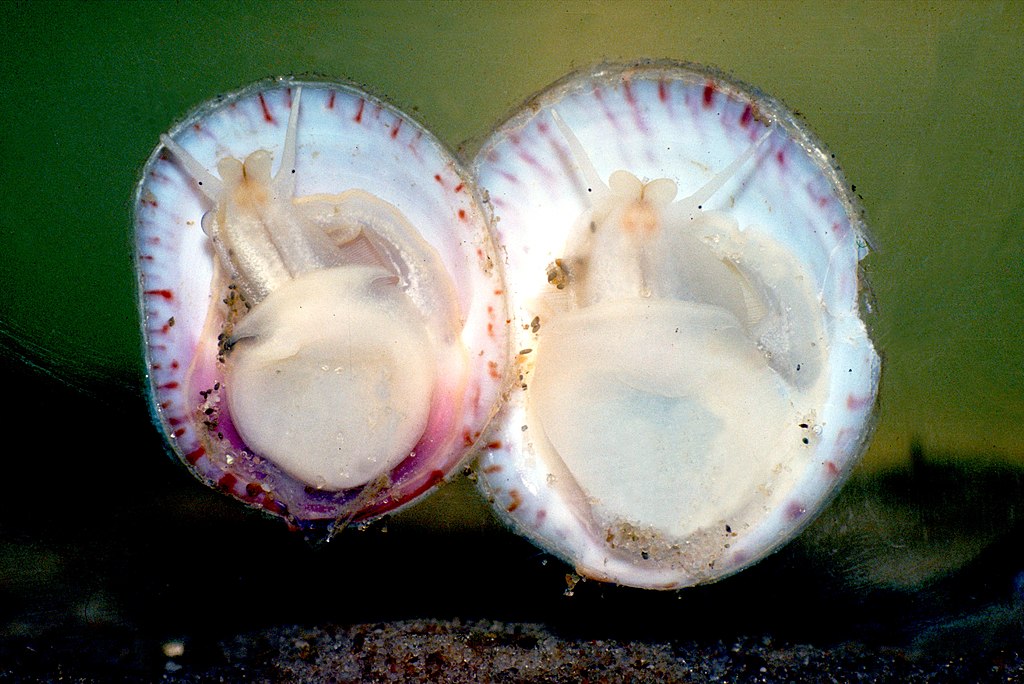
left=740, top=104, right=753, bottom=127
left=621, top=79, right=649, bottom=134
left=258, top=93, right=275, bottom=123
left=846, top=393, right=872, bottom=411
left=786, top=501, right=807, bottom=521
left=703, top=82, right=715, bottom=107
left=185, top=446, right=206, bottom=465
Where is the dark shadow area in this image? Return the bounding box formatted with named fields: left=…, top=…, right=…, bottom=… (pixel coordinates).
left=1, top=348, right=1021, bottom=681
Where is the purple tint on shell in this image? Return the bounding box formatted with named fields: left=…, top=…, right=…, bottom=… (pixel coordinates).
left=472, top=61, right=880, bottom=590
left=135, top=78, right=510, bottom=533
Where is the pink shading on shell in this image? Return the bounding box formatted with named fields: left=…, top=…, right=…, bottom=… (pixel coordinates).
left=134, top=79, right=510, bottom=531
left=473, top=62, right=880, bottom=589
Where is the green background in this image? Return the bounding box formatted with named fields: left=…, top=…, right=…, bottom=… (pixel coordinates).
left=2, top=0, right=1022, bottom=473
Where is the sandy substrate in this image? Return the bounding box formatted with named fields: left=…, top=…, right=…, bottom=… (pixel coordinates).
left=4, top=618, right=1021, bottom=683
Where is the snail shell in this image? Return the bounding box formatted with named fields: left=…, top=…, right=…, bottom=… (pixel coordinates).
left=134, top=79, right=508, bottom=530
left=473, top=62, right=881, bottom=589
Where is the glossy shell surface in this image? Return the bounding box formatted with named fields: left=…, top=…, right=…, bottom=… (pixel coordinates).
left=474, top=62, right=880, bottom=589
left=135, top=79, right=508, bottom=530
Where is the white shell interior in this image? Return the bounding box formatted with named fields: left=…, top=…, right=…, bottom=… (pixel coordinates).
left=135, top=80, right=508, bottom=522
left=474, top=64, right=880, bottom=589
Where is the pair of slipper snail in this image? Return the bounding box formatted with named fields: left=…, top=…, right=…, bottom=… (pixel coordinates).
left=134, top=61, right=880, bottom=590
